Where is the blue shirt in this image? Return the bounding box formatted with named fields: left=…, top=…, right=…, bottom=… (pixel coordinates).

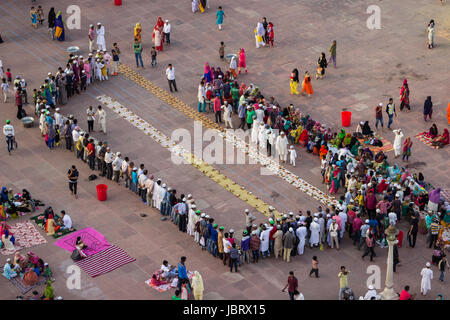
left=131, top=171, right=138, bottom=183
left=210, top=229, right=218, bottom=242
left=216, top=10, right=224, bottom=24
left=177, top=262, right=187, bottom=279
left=238, top=104, right=246, bottom=118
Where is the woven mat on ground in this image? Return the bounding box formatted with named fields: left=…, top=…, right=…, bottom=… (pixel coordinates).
left=53, top=228, right=110, bottom=256
left=0, top=221, right=47, bottom=256
left=0, top=268, right=47, bottom=294
left=145, top=271, right=194, bottom=292
left=75, top=245, right=136, bottom=277
left=358, top=134, right=394, bottom=153
left=414, top=132, right=439, bottom=149
left=30, top=214, right=77, bottom=239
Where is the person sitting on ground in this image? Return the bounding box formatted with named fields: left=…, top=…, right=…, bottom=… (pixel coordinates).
left=2, top=258, right=18, bottom=280
left=41, top=281, right=54, bottom=300
left=425, top=123, right=438, bottom=139
left=432, top=129, right=449, bottom=148
left=28, top=290, right=40, bottom=300
left=71, top=236, right=88, bottom=261
left=43, top=263, right=54, bottom=282
left=58, top=210, right=72, bottom=230
left=362, top=121, right=374, bottom=138
left=23, top=267, right=39, bottom=286
left=172, top=289, right=182, bottom=300
left=45, top=214, right=57, bottom=236
left=160, top=260, right=178, bottom=281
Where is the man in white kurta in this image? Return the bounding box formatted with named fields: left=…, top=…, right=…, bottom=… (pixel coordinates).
left=258, top=123, right=267, bottom=153
left=251, top=119, right=259, bottom=145
left=259, top=226, right=271, bottom=258
left=309, top=218, right=320, bottom=247
left=296, top=223, right=307, bottom=255
left=97, top=106, right=106, bottom=134
left=393, top=129, right=403, bottom=158
left=420, top=263, right=433, bottom=295
left=276, top=132, right=288, bottom=163
left=289, top=145, right=297, bottom=166
left=96, top=23, right=106, bottom=51
left=187, top=204, right=197, bottom=236
left=152, top=180, right=162, bottom=209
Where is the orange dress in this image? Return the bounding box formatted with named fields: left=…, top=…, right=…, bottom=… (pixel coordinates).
left=447, top=102, right=450, bottom=125
left=302, top=75, right=314, bottom=95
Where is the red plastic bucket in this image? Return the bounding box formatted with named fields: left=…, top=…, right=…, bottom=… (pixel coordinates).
left=341, top=111, right=352, bottom=127
left=96, top=184, right=108, bottom=201
left=114, top=0, right=122, bottom=6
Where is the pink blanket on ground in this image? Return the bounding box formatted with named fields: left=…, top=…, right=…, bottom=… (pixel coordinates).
left=53, top=228, right=111, bottom=256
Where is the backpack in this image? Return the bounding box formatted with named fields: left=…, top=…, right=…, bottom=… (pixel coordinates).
left=88, top=174, right=98, bottom=181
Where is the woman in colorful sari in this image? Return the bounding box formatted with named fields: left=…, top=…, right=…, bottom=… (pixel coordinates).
left=204, top=63, right=212, bottom=83
left=301, top=71, right=314, bottom=97
left=319, top=144, right=328, bottom=160
left=399, top=78, right=410, bottom=111
left=329, top=165, right=341, bottom=194
left=402, top=137, right=412, bottom=162
left=290, top=69, right=300, bottom=96
left=377, top=179, right=389, bottom=194
left=199, top=0, right=207, bottom=13
left=134, top=23, right=142, bottom=43
left=432, top=128, right=449, bottom=148
left=152, top=18, right=164, bottom=51
left=54, top=11, right=65, bottom=41
left=41, top=281, right=55, bottom=300
left=45, top=214, right=57, bottom=236
left=238, top=48, right=247, bottom=74
left=298, top=128, right=308, bottom=147
left=342, top=133, right=352, bottom=147
left=229, top=56, right=237, bottom=79
left=23, top=268, right=39, bottom=286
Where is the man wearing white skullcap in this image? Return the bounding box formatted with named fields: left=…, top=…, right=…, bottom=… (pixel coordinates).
left=2, top=258, right=18, bottom=279
left=296, top=221, right=307, bottom=255
left=309, top=217, right=320, bottom=248
left=363, top=285, right=379, bottom=300
left=96, top=22, right=106, bottom=51
left=282, top=227, right=296, bottom=262
left=420, top=262, right=433, bottom=295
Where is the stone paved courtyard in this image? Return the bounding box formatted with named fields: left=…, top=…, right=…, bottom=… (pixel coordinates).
left=0, top=0, right=449, bottom=300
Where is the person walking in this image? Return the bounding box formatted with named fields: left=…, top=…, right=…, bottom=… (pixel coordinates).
left=402, top=136, right=412, bottom=162
left=423, top=96, right=433, bottom=121
left=111, top=43, right=120, bottom=76
left=386, top=98, right=396, bottom=129
left=3, top=120, right=15, bottom=155
left=420, top=262, right=433, bottom=295
left=309, top=256, right=319, bottom=278
left=282, top=271, right=298, bottom=300
left=177, top=256, right=190, bottom=292
left=133, top=38, right=144, bottom=69
left=191, top=271, right=204, bottom=300
left=97, top=105, right=106, bottom=134
left=216, top=6, right=225, bottom=30
left=88, top=24, right=95, bottom=52
left=375, top=103, right=384, bottom=130
left=438, top=256, right=449, bottom=282
left=338, top=266, right=350, bottom=300
left=329, top=40, right=337, bottom=68
left=67, top=165, right=79, bottom=199
left=166, top=64, right=178, bottom=92
left=1, top=78, right=8, bottom=103
left=238, top=48, right=247, bottom=74
left=48, top=7, right=56, bottom=40
left=399, top=79, right=410, bottom=111
left=290, top=69, right=300, bottom=96
left=427, top=20, right=435, bottom=49
left=86, top=106, right=95, bottom=132
left=163, top=20, right=171, bottom=45
left=362, top=233, right=376, bottom=261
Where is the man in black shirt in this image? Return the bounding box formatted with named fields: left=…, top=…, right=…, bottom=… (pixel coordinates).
left=408, top=213, right=419, bottom=247
left=68, top=165, right=79, bottom=199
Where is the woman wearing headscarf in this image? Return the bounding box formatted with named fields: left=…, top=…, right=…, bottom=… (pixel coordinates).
left=427, top=20, right=435, bottom=49
left=399, top=78, right=410, bottom=111
left=254, top=22, right=266, bottom=48
left=267, top=22, right=274, bottom=47
left=54, top=11, right=65, bottom=41
left=315, top=53, right=328, bottom=79
left=47, top=7, right=56, bottom=40
left=41, top=281, right=55, bottom=300
left=191, top=271, right=204, bottom=300
left=329, top=165, right=341, bottom=194
left=229, top=56, right=237, bottom=79
left=402, top=137, right=412, bottom=162
left=23, top=268, right=39, bottom=286
left=432, top=128, right=449, bottom=148
left=1, top=187, right=8, bottom=204
left=45, top=214, right=57, bottom=236
left=134, top=23, right=142, bottom=43
left=425, top=123, right=438, bottom=139
left=290, top=69, right=300, bottom=96
left=204, top=63, right=212, bottom=83
left=238, top=48, right=247, bottom=74
left=152, top=17, right=164, bottom=51
left=362, top=121, right=373, bottom=137
left=301, top=71, right=314, bottom=97
left=423, top=96, right=433, bottom=121
left=447, top=102, right=450, bottom=125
